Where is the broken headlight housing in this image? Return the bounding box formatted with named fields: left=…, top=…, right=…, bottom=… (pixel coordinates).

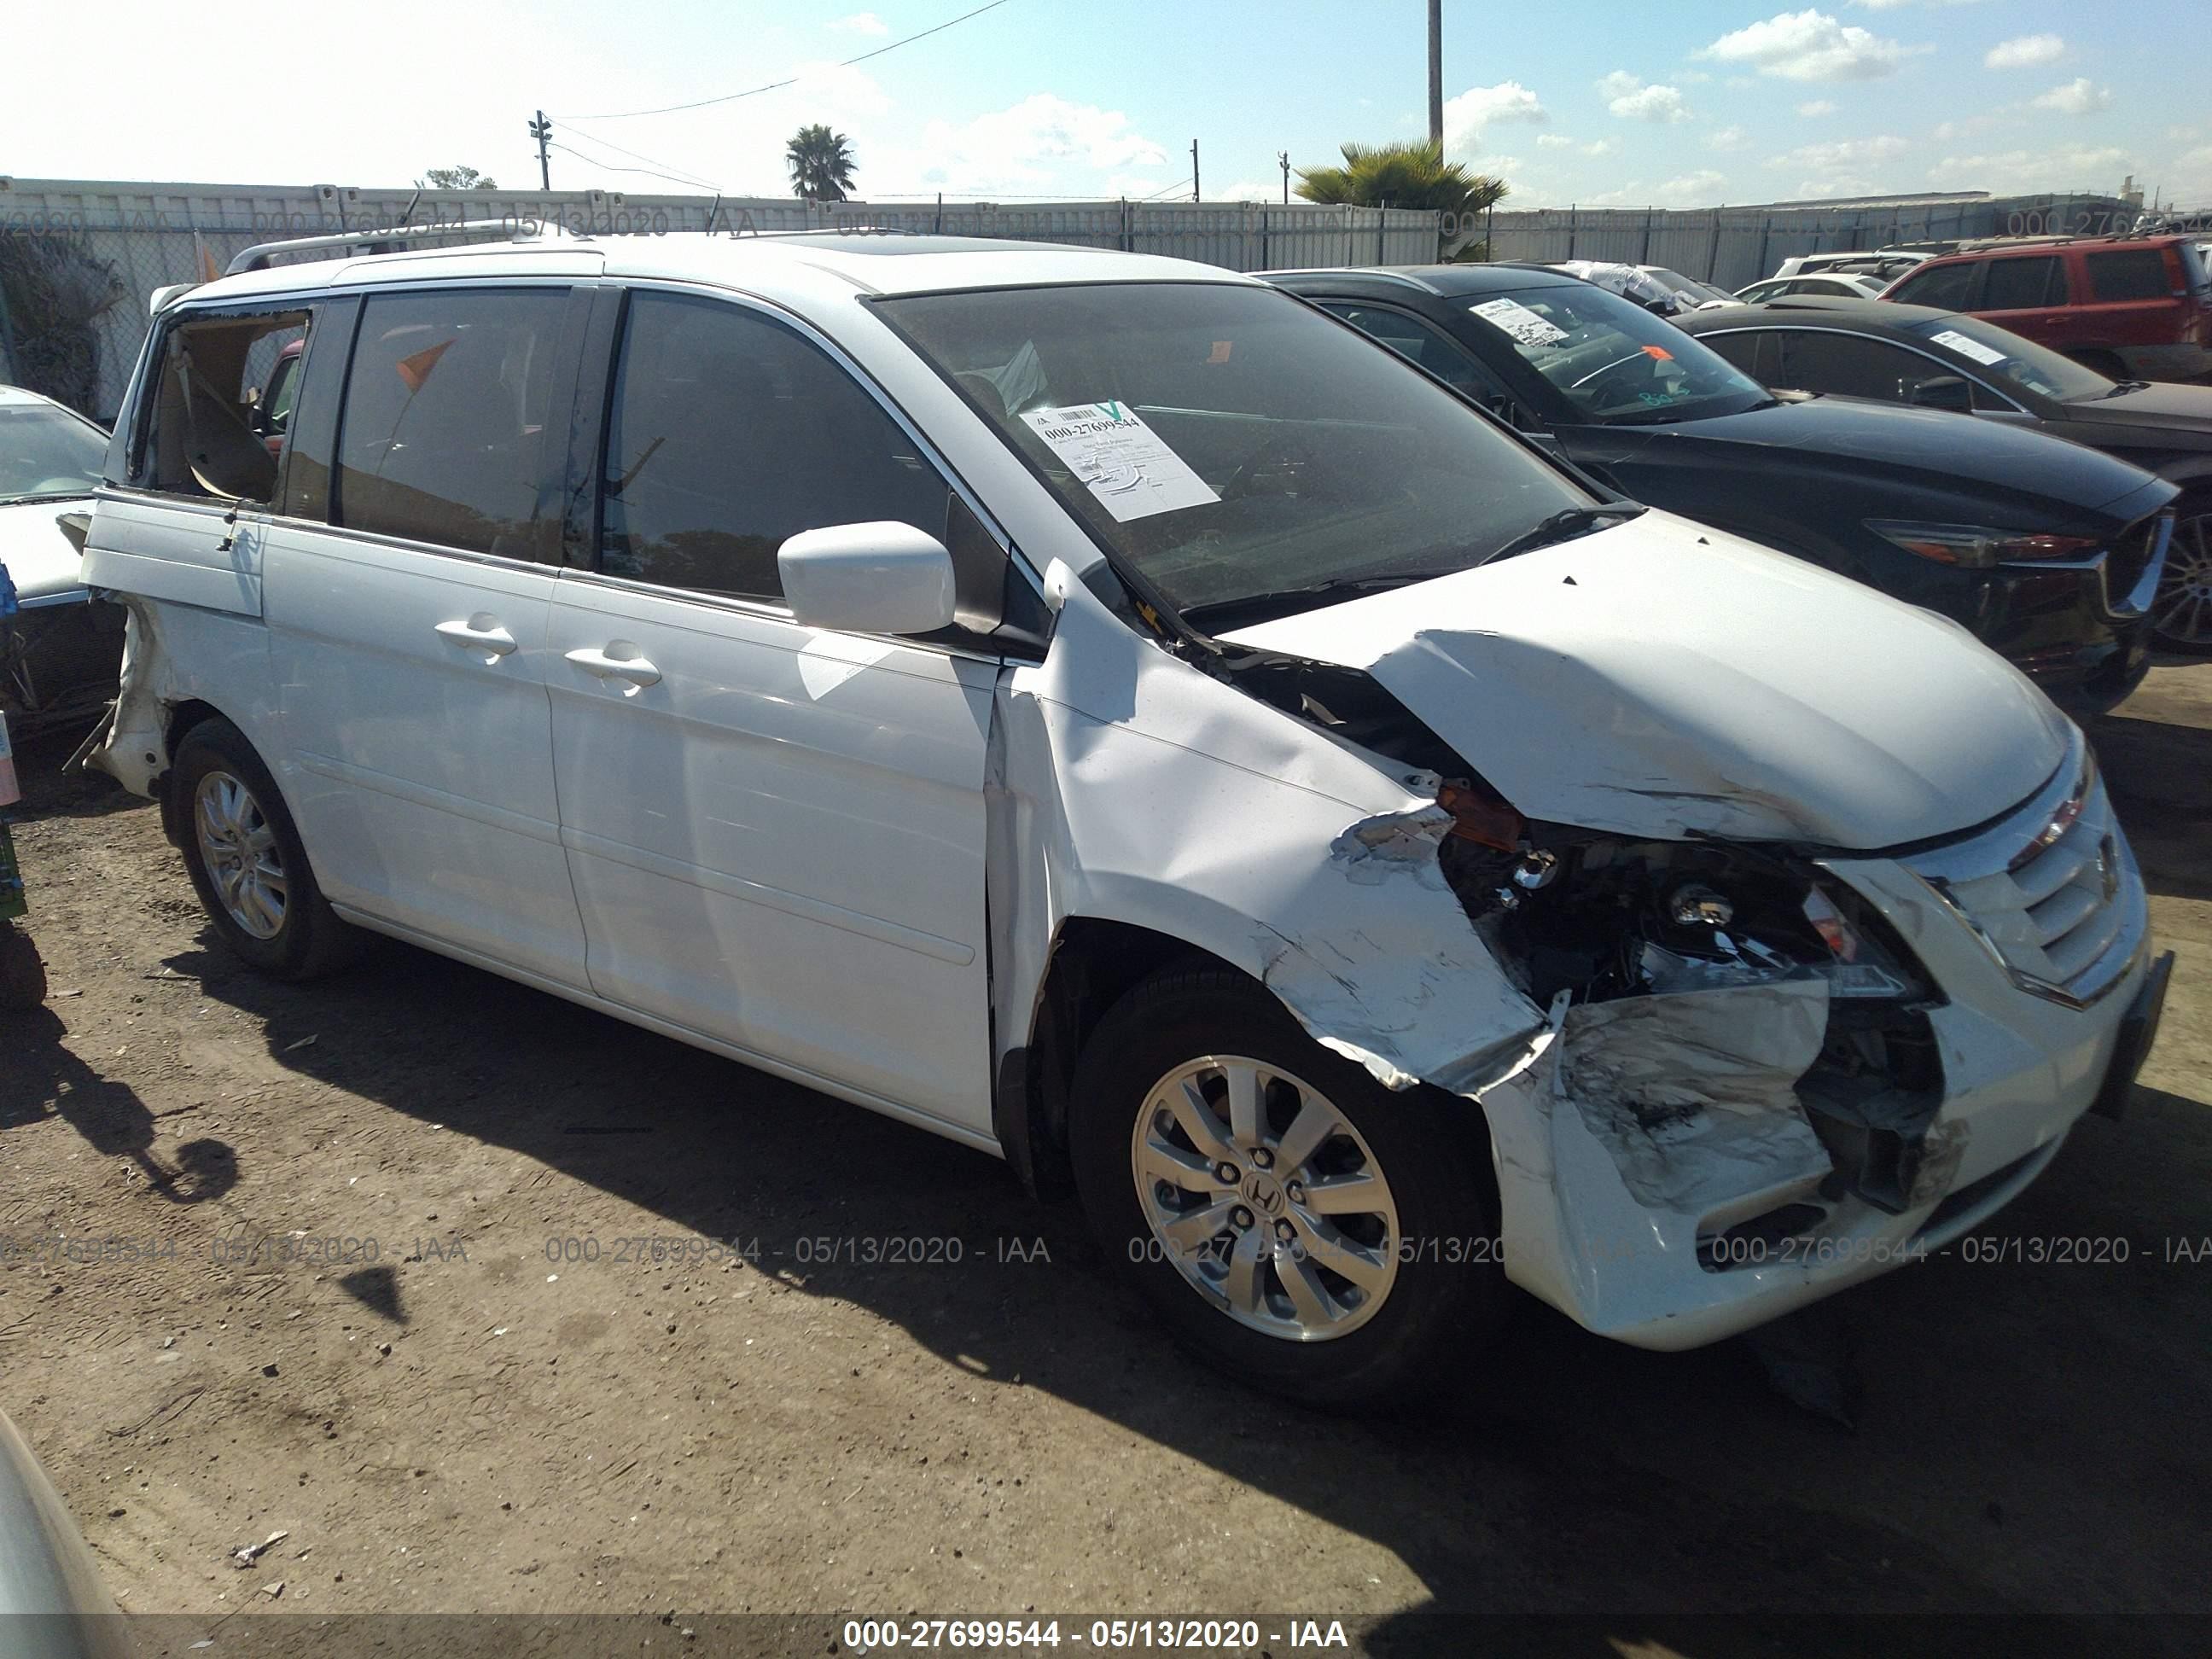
left=1452, top=835, right=1927, bottom=1011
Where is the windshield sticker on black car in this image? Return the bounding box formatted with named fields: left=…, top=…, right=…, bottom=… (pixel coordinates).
left=1019, top=401, right=1220, bottom=521
left=1930, top=329, right=2010, bottom=367
left=1470, top=297, right=1569, bottom=349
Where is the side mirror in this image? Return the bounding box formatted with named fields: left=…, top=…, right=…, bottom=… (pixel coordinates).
left=777, top=521, right=957, bottom=637
left=1908, top=375, right=1975, bottom=413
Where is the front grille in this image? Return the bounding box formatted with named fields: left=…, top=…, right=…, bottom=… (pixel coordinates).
left=1905, top=739, right=2141, bottom=1006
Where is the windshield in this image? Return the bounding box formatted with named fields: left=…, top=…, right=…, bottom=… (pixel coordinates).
left=1902, top=313, right=2113, bottom=401
left=1644, top=268, right=1734, bottom=306
left=1465, top=283, right=1771, bottom=426
left=876, top=282, right=1589, bottom=618
left=0, top=403, right=107, bottom=503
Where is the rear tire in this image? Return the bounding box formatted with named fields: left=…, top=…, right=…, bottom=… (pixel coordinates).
left=1068, top=963, right=1510, bottom=1411
left=171, top=718, right=358, bottom=980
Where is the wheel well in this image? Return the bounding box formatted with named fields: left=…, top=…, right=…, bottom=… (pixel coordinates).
left=998, top=919, right=1239, bottom=1200
left=998, top=917, right=1504, bottom=1220
left=154, top=699, right=224, bottom=845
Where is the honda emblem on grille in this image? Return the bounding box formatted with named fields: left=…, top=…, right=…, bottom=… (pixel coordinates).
left=2098, top=835, right=2120, bottom=904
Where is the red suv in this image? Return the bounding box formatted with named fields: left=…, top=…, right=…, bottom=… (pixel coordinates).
left=1882, top=234, right=2212, bottom=383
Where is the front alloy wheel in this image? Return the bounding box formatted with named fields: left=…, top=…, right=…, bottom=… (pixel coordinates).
left=1132, top=1057, right=1400, bottom=1341
left=2152, top=505, right=2212, bottom=650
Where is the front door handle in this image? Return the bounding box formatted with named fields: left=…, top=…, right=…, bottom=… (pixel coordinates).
left=434, top=618, right=518, bottom=656
left=565, top=644, right=663, bottom=688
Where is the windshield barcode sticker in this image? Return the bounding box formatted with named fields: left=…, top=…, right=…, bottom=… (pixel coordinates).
left=1019, top=401, right=1220, bottom=521
left=1470, top=297, right=1569, bottom=348
left=1929, top=329, right=2009, bottom=367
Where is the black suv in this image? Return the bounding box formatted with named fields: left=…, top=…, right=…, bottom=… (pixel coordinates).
left=1265, top=263, right=2177, bottom=716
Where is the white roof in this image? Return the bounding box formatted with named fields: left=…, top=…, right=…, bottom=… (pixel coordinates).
left=0, top=385, right=70, bottom=410
left=171, top=231, right=1259, bottom=313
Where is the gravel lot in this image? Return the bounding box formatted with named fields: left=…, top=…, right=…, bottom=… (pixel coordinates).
left=3, top=664, right=2207, bottom=1655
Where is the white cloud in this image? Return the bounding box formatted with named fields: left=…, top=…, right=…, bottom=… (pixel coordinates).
left=1701, top=10, right=1922, bottom=82
left=787, top=60, right=892, bottom=117
left=1588, top=169, right=1729, bottom=207
left=1537, top=132, right=1575, bottom=148
left=1926, top=144, right=2130, bottom=190
left=1216, top=179, right=1279, bottom=202
left=1772, top=135, right=1912, bottom=172
left=1582, top=138, right=1615, bottom=157
left=2031, top=78, right=2112, bottom=117
left=1797, top=99, right=1838, bottom=116
left=876, top=94, right=1168, bottom=195
left=831, top=10, right=890, bottom=33
left=1598, top=70, right=1691, bottom=123
left=1708, top=125, right=1752, bottom=152
left=1985, top=33, right=2064, bottom=70
left=1441, top=80, right=1548, bottom=154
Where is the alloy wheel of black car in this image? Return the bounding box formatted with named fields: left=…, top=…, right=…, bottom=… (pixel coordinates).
left=2153, top=502, right=2212, bottom=652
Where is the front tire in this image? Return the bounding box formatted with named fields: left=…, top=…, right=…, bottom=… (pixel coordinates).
left=2151, top=491, right=2212, bottom=653
left=172, top=718, right=358, bottom=980
left=1069, top=963, right=1509, bottom=1410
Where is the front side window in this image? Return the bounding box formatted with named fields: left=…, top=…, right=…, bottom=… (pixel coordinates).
left=139, top=307, right=311, bottom=502
left=1774, top=331, right=1955, bottom=403
left=877, top=282, right=1589, bottom=620
left=599, top=293, right=949, bottom=600
left=1889, top=260, right=1981, bottom=312
left=0, top=401, right=107, bottom=504
left=334, top=288, right=568, bottom=558
left=2086, top=249, right=2171, bottom=302
left=1454, top=282, right=1770, bottom=427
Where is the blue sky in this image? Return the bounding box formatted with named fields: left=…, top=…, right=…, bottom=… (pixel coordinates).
left=15, top=2, right=2211, bottom=209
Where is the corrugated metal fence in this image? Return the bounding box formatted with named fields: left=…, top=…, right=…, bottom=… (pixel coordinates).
left=1479, top=192, right=2139, bottom=293
left=0, top=178, right=1440, bottom=419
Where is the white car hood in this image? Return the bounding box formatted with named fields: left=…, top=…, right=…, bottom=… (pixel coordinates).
left=1220, top=510, right=2071, bottom=849
left=0, top=497, right=92, bottom=604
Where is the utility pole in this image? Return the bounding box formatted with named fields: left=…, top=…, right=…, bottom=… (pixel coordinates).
left=529, top=110, right=552, bottom=192
left=1278, top=150, right=1290, bottom=204
left=1427, top=0, right=1443, bottom=151
left=1190, top=139, right=1201, bottom=203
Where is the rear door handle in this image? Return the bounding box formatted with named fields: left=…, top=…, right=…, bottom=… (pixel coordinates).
left=564, top=645, right=663, bottom=688
left=434, top=618, right=518, bottom=656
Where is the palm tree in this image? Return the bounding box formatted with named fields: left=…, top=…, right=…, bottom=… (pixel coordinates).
left=786, top=125, right=857, bottom=202
left=1295, top=139, right=1506, bottom=217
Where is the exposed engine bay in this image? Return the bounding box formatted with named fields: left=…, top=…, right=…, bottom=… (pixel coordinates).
left=1225, top=644, right=1954, bottom=1238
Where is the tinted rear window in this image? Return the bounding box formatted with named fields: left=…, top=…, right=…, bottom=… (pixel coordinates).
left=2086, top=249, right=2171, bottom=302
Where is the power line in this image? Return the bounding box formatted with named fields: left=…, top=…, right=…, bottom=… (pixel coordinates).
left=546, top=141, right=722, bottom=194
left=552, top=120, right=725, bottom=190
left=556, top=0, right=1017, bottom=122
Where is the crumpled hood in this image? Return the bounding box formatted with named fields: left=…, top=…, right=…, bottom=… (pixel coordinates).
left=1220, top=510, right=2072, bottom=849
left=0, top=498, right=92, bottom=604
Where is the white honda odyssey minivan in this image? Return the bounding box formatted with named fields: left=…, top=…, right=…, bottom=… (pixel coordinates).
left=82, top=225, right=2168, bottom=1406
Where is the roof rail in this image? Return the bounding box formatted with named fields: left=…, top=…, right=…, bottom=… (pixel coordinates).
left=224, top=217, right=574, bottom=276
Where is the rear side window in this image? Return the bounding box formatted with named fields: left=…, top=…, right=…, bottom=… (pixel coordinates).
left=333, top=288, right=569, bottom=558
left=1982, top=257, right=2058, bottom=311
left=598, top=292, right=948, bottom=601
left=1889, top=260, right=1980, bottom=311
left=137, top=307, right=311, bottom=502
left=2086, top=249, right=2172, bottom=302
left=1773, top=331, right=1953, bottom=402
left=1322, top=304, right=1511, bottom=399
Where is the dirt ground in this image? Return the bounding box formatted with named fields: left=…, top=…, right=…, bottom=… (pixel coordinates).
left=3, top=662, right=2208, bottom=1656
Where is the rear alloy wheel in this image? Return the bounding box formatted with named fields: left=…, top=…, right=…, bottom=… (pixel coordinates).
left=172, top=718, right=358, bottom=980
left=2151, top=502, right=2212, bottom=652
left=1071, top=964, right=1509, bottom=1410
